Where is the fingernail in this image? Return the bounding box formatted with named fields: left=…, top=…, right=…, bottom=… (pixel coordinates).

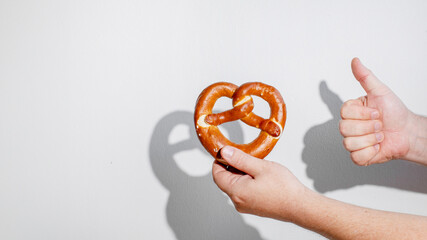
left=374, top=144, right=380, bottom=151
left=371, top=111, right=379, bottom=119
left=220, top=146, right=234, bottom=160
left=374, top=122, right=381, bottom=132
left=376, top=133, right=383, bottom=142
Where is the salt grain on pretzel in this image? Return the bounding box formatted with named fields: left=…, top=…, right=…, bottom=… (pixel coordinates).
left=194, top=82, right=286, bottom=164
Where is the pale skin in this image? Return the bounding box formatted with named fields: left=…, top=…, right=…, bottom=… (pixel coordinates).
left=212, top=58, right=427, bottom=239
left=340, top=58, right=427, bottom=166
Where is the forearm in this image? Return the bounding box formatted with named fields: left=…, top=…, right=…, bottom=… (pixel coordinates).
left=288, top=188, right=427, bottom=240
left=405, top=113, right=427, bottom=165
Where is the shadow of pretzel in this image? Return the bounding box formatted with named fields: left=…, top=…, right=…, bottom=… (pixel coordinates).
left=149, top=111, right=264, bottom=240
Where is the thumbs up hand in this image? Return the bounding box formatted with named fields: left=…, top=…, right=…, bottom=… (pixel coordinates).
left=339, top=58, right=415, bottom=165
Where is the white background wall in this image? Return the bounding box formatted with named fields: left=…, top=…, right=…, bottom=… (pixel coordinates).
left=1, top=0, right=427, bottom=239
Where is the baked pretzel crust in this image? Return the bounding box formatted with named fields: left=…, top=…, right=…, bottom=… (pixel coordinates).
left=194, top=82, right=286, bottom=163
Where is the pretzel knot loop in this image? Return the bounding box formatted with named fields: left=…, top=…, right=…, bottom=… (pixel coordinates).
left=194, top=82, right=286, bottom=162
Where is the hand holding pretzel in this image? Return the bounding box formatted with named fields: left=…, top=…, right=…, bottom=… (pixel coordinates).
left=194, top=82, right=286, bottom=163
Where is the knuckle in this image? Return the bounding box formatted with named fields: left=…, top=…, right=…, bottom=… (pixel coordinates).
left=233, top=151, right=245, bottom=167
left=340, top=106, right=346, bottom=119
left=350, top=152, right=366, bottom=166
left=340, top=101, right=354, bottom=118
left=211, top=172, right=218, bottom=183
left=267, top=160, right=279, bottom=168
left=342, top=138, right=351, bottom=150
left=261, top=160, right=273, bottom=172
left=339, top=120, right=347, bottom=135
left=212, top=172, right=222, bottom=186
left=231, top=194, right=247, bottom=213
left=235, top=205, right=246, bottom=213
left=342, top=100, right=352, bottom=109
left=358, top=73, right=370, bottom=83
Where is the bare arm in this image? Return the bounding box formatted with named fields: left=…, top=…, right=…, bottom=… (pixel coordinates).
left=295, top=188, right=427, bottom=239
left=213, top=146, right=427, bottom=240
left=405, top=114, right=427, bottom=164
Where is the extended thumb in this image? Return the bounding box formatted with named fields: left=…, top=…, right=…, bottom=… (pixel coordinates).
left=220, top=146, right=263, bottom=177
left=351, top=58, right=388, bottom=96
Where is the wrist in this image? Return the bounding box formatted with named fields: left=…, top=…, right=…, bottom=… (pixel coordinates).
left=286, top=188, right=338, bottom=238
left=285, top=186, right=321, bottom=224
left=404, top=112, right=427, bottom=164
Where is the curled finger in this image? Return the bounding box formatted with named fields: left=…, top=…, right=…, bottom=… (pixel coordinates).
left=339, top=119, right=382, bottom=137
left=343, top=132, right=384, bottom=151
left=341, top=103, right=379, bottom=120
left=350, top=144, right=380, bottom=166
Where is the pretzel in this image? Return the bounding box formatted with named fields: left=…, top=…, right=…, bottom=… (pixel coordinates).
left=194, top=82, right=286, bottom=163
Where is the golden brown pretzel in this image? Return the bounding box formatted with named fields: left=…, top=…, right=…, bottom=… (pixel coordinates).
left=194, top=82, right=286, bottom=163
